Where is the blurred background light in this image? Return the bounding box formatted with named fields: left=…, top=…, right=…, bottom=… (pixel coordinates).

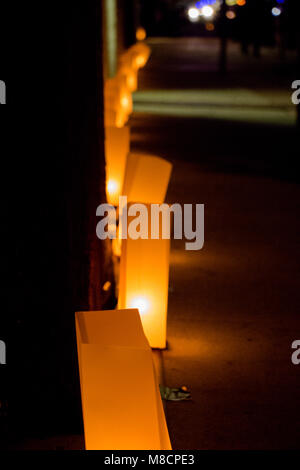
left=187, top=7, right=200, bottom=21
left=226, top=10, right=236, bottom=19
left=205, top=22, right=215, bottom=31
left=136, top=27, right=146, bottom=42
left=201, top=5, right=214, bottom=18
left=272, top=7, right=281, bottom=16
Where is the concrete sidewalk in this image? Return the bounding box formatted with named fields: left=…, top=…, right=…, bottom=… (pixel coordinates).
left=130, top=38, right=300, bottom=449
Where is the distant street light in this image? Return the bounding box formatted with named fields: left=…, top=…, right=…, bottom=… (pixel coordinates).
left=272, top=7, right=281, bottom=16
left=226, top=10, right=236, bottom=19
left=202, top=5, right=214, bottom=18
left=187, top=7, right=200, bottom=21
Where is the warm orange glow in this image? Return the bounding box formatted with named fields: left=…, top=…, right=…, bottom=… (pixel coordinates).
left=237, top=0, right=246, bottom=5
left=127, top=73, right=137, bottom=91
left=121, top=94, right=130, bottom=110
left=122, top=153, right=173, bottom=204
left=104, top=76, right=132, bottom=127
left=102, top=281, right=111, bottom=292
left=136, top=27, right=147, bottom=41
left=119, top=51, right=134, bottom=69
left=206, top=22, right=215, bottom=31
left=134, top=55, right=147, bottom=68
left=134, top=43, right=151, bottom=63
left=107, top=179, right=118, bottom=195
left=105, top=107, right=128, bottom=128
left=121, top=43, right=151, bottom=71
left=105, top=126, right=130, bottom=206
left=118, top=207, right=170, bottom=349
left=130, top=296, right=151, bottom=315
left=116, top=110, right=128, bottom=128
left=75, top=309, right=171, bottom=449
left=119, top=64, right=138, bottom=92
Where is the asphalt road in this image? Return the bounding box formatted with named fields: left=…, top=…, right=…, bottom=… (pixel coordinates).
left=130, top=37, right=300, bottom=450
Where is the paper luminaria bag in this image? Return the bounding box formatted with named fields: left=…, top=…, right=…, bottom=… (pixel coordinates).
left=104, top=76, right=132, bottom=113
left=105, top=106, right=128, bottom=129
left=112, top=153, right=172, bottom=257
left=130, top=42, right=151, bottom=69
left=120, top=43, right=151, bottom=70
left=105, top=125, right=130, bottom=206
left=122, top=153, right=173, bottom=204
left=75, top=309, right=171, bottom=450
left=119, top=62, right=138, bottom=92
left=118, top=204, right=171, bottom=349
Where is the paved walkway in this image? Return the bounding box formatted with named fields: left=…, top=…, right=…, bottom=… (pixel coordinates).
left=130, top=38, right=300, bottom=449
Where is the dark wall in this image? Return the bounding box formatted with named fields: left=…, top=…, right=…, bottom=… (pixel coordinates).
left=0, top=1, right=114, bottom=444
